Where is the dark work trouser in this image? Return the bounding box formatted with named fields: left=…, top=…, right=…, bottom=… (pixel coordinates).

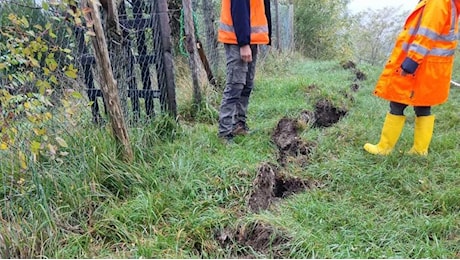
left=218, top=44, right=258, bottom=137
left=389, top=101, right=431, bottom=116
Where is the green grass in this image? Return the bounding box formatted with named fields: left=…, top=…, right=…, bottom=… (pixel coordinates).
left=1, top=53, right=459, bottom=258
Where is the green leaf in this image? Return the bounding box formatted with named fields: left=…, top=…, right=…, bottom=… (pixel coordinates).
left=71, top=91, right=83, bottom=99
left=49, top=75, right=58, bottom=84
left=46, top=55, right=58, bottom=71
left=42, top=2, right=50, bottom=10
left=18, top=151, right=27, bottom=169
left=20, top=16, right=29, bottom=28
left=64, top=64, right=78, bottom=79
left=55, top=136, right=68, bottom=148
left=31, top=141, right=41, bottom=155
left=49, top=28, right=57, bottom=39
left=29, top=57, right=40, bottom=67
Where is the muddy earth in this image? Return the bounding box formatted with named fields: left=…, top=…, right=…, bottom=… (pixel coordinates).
left=216, top=221, right=290, bottom=258
left=313, top=99, right=348, bottom=128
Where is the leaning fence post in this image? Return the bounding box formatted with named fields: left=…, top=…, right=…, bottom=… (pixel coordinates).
left=82, top=0, right=134, bottom=162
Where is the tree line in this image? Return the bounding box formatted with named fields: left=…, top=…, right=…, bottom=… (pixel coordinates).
left=168, top=0, right=408, bottom=64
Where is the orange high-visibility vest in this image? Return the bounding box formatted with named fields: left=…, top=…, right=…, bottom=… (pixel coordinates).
left=373, top=0, right=460, bottom=106
left=218, top=0, right=269, bottom=45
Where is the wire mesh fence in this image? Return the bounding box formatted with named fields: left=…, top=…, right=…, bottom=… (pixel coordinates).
left=1, top=0, right=86, bottom=162
left=0, top=0, right=294, bottom=160
left=0, top=0, right=181, bottom=164
left=0, top=0, right=295, bottom=192
left=1, top=0, right=177, bottom=128
left=1, top=0, right=294, bottom=125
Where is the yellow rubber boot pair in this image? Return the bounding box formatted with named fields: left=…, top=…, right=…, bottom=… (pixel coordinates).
left=364, top=113, right=435, bottom=156
left=407, top=115, right=435, bottom=156
left=364, top=113, right=406, bottom=155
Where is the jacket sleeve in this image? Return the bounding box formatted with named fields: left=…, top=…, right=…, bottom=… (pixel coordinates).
left=230, top=0, right=251, bottom=46
left=403, top=0, right=451, bottom=73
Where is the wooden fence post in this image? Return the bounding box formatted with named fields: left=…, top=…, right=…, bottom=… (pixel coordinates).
left=182, top=0, right=202, bottom=110
left=201, top=0, right=219, bottom=86
left=274, top=0, right=280, bottom=51
left=82, top=0, right=134, bottom=162
left=154, top=0, right=177, bottom=118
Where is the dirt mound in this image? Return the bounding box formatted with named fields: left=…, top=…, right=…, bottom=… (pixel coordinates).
left=248, top=163, right=277, bottom=212
left=341, top=60, right=367, bottom=81
left=351, top=83, right=360, bottom=92
left=355, top=70, right=367, bottom=81
left=313, top=99, right=347, bottom=128
left=341, top=60, right=356, bottom=70
left=216, top=221, right=290, bottom=258
left=271, top=117, right=315, bottom=166
left=248, top=162, right=320, bottom=213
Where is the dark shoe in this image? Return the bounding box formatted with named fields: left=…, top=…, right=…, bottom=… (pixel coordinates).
left=219, top=133, right=235, bottom=144
left=232, top=122, right=250, bottom=136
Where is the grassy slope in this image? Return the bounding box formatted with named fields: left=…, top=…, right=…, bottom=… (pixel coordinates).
left=1, top=53, right=459, bottom=258
left=255, top=56, right=460, bottom=258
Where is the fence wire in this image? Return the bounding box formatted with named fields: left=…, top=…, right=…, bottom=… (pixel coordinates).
left=1, top=0, right=178, bottom=127
left=1, top=0, right=293, bottom=127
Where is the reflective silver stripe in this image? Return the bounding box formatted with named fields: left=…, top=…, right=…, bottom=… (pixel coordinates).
left=403, top=0, right=458, bottom=56
left=408, top=43, right=456, bottom=57
left=409, top=44, right=429, bottom=56
left=430, top=48, right=456, bottom=56
left=408, top=0, right=458, bottom=43
left=402, top=42, right=409, bottom=52
left=220, top=22, right=234, bottom=33
left=410, top=27, right=458, bottom=42
left=252, top=25, right=269, bottom=34
left=219, top=22, right=268, bottom=34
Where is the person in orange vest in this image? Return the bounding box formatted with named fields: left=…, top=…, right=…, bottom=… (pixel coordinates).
left=364, top=0, right=460, bottom=156
left=217, top=0, right=271, bottom=143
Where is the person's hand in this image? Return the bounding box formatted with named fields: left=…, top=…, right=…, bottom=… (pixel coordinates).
left=240, top=45, right=252, bottom=63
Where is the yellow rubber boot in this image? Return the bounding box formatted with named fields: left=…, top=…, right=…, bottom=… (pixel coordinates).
left=364, top=113, right=406, bottom=155
left=407, top=115, right=435, bottom=156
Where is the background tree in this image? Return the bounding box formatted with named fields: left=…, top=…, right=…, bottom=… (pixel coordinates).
left=293, top=0, right=352, bottom=60
left=349, top=7, right=407, bottom=66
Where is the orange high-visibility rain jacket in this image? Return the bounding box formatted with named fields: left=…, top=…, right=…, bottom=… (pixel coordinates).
left=218, top=0, right=270, bottom=46
left=373, top=0, right=460, bottom=106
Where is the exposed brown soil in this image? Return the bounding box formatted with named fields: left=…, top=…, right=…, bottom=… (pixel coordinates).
left=351, top=83, right=360, bottom=92
left=313, top=99, right=348, bottom=128
left=341, top=60, right=357, bottom=70
left=215, top=221, right=290, bottom=258
left=271, top=117, right=315, bottom=166
left=355, top=70, right=367, bottom=81
left=342, top=60, right=367, bottom=81
left=248, top=163, right=322, bottom=213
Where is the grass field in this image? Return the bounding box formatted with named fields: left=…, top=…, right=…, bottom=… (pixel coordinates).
left=1, top=52, right=459, bottom=258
